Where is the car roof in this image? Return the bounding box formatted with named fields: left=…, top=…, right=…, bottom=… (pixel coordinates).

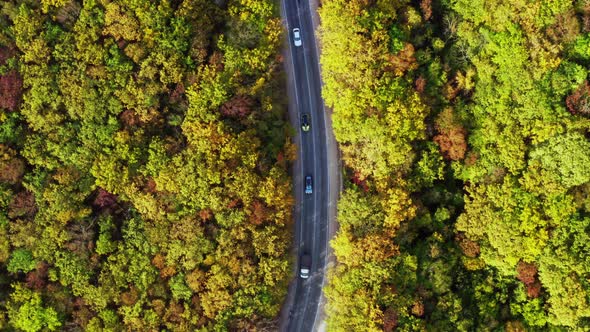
left=301, top=254, right=311, bottom=264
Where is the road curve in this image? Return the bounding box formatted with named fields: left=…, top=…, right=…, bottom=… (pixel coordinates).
left=278, top=0, right=340, bottom=331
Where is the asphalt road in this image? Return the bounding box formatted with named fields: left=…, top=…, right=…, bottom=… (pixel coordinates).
left=279, top=0, right=338, bottom=331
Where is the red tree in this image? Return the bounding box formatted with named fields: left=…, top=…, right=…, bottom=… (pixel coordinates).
left=8, top=190, right=37, bottom=218
left=516, top=261, right=542, bottom=298
left=219, top=95, right=255, bottom=119
left=0, top=70, right=23, bottom=111
left=169, top=82, right=186, bottom=105
left=566, top=81, right=590, bottom=117
left=386, top=43, right=418, bottom=76
left=350, top=170, right=369, bottom=192
left=415, top=75, right=427, bottom=94
left=411, top=300, right=425, bottom=317
left=420, top=0, right=432, bottom=20
left=199, top=208, right=213, bottom=221
left=516, top=261, right=538, bottom=285
left=456, top=233, right=480, bottom=257
left=433, top=108, right=467, bottom=160
left=383, top=307, right=398, bottom=332
left=249, top=199, right=269, bottom=225
left=93, top=188, right=118, bottom=209
left=0, top=155, right=25, bottom=185
left=119, top=109, right=141, bottom=127
left=26, top=262, right=49, bottom=290
left=526, top=281, right=542, bottom=298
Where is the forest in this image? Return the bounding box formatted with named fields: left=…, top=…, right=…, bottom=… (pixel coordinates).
left=0, top=0, right=294, bottom=330
left=320, top=0, right=590, bottom=330
left=3, top=0, right=590, bottom=331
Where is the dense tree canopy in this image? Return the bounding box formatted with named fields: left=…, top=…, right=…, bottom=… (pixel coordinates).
left=0, top=0, right=293, bottom=330
left=320, top=0, right=590, bottom=330
left=2, top=0, right=590, bottom=330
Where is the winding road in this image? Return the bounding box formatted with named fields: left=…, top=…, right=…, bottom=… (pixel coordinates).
left=279, top=0, right=340, bottom=331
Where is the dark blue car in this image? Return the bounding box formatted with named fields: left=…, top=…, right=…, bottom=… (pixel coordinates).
left=305, top=175, right=312, bottom=194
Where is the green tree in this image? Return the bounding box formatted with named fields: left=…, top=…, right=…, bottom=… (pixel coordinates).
left=7, top=248, right=37, bottom=273
left=528, top=132, right=590, bottom=189
left=7, top=284, right=61, bottom=332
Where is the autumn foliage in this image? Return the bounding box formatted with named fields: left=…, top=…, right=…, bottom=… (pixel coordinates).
left=92, top=188, right=119, bottom=210
left=433, top=108, right=467, bottom=160
left=0, top=146, right=25, bottom=184
left=516, top=261, right=538, bottom=285
left=566, top=81, right=590, bottom=116
left=0, top=70, right=23, bottom=111
left=8, top=190, right=36, bottom=218
left=386, top=43, right=418, bottom=76
left=420, top=0, right=432, bottom=21
left=322, top=0, right=590, bottom=329
left=0, top=0, right=292, bottom=330
left=25, top=263, right=49, bottom=290
left=516, top=261, right=541, bottom=298
left=456, top=233, right=480, bottom=258
left=219, top=95, right=255, bottom=119
left=383, top=307, right=398, bottom=332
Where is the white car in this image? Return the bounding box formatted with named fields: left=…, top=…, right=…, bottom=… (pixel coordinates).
left=293, top=28, right=302, bottom=47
